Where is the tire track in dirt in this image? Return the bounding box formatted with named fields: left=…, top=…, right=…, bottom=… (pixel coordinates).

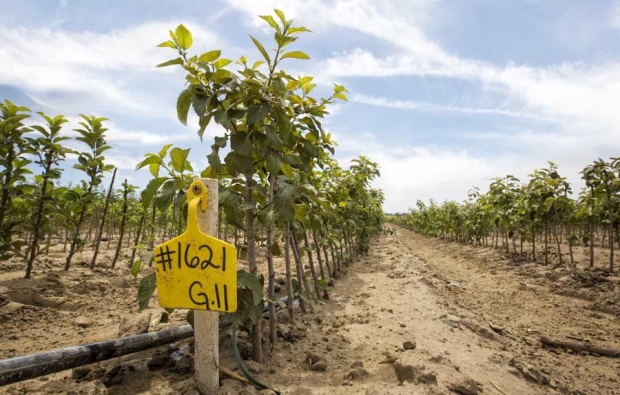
left=263, top=230, right=542, bottom=394
left=391, top=225, right=620, bottom=395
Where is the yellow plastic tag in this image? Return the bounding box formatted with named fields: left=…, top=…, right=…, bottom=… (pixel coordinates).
left=154, top=180, right=237, bottom=312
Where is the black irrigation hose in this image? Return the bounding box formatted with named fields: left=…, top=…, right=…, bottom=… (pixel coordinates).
left=232, top=330, right=281, bottom=395
left=0, top=296, right=298, bottom=388
left=0, top=324, right=195, bottom=386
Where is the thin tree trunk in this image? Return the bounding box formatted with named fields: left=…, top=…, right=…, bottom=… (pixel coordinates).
left=25, top=163, right=53, bottom=278
left=265, top=174, right=277, bottom=344
left=554, top=225, right=562, bottom=266
left=292, top=232, right=312, bottom=307
left=532, top=228, right=537, bottom=263
left=148, top=201, right=156, bottom=267
left=568, top=226, right=575, bottom=269
left=129, top=213, right=145, bottom=267
left=90, top=168, right=117, bottom=270
left=111, top=180, right=129, bottom=269
left=312, top=229, right=329, bottom=300
left=302, top=227, right=321, bottom=301
left=0, top=149, right=15, bottom=243
left=603, top=177, right=615, bottom=272
left=284, top=222, right=295, bottom=325
left=244, top=173, right=262, bottom=363
left=544, top=222, right=549, bottom=265
left=44, top=220, right=52, bottom=255
left=589, top=216, right=594, bottom=268
left=65, top=182, right=95, bottom=271
left=321, top=236, right=332, bottom=282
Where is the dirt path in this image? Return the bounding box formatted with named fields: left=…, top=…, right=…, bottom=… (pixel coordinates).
left=257, top=226, right=619, bottom=395
left=2, top=228, right=619, bottom=394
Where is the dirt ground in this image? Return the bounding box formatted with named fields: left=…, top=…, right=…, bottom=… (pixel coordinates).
left=1, top=226, right=620, bottom=394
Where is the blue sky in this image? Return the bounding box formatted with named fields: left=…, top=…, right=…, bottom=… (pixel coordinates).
left=2, top=0, right=620, bottom=212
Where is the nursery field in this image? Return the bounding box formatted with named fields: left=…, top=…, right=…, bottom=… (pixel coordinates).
left=1, top=7, right=620, bottom=395
left=1, top=226, right=619, bottom=394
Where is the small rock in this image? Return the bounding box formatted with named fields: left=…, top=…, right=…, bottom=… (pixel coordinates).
left=429, top=355, right=443, bottom=363
left=245, top=360, right=263, bottom=374
left=82, top=368, right=106, bottom=382
left=101, top=364, right=135, bottom=387
left=258, top=390, right=277, bottom=395
left=238, top=387, right=258, bottom=395
left=461, top=319, right=496, bottom=341
left=306, top=353, right=322, bottom=366
left=72, top=367, right=91, bottom=381
left=310, top=361, right=328, bottom=371
left=399, top=323, right=407, bottom=328
left=172, top=354, right=194, bottom=374
left=445, top=314, right=460, bottom=323
left=108, top=276, right=131, bottom=288
left=521, top=363, right=549, bottom=385
left=343, top=367, right=369, bottom=381
left=148, top=351, right=172, bottom=370
left=118, top=312, right=151, bottom=337
left=450, top=378, right=479, bottom=395
left=378, top=351, right=398, bottom=364
left=417, top=371, right=438, bottom=386
left=393, top=361, right=425, bottom=383
left=403, top=340, right=416, bottom=350
left=74, top=316, right=91, bottom=328
left=351, top=360, right=364, bottom=369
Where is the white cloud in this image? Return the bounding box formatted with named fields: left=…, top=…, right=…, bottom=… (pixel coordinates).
left=610, top=2, right=620, bottom=29
left=221, top=0, right=620, bottom=212
left=351, top=93, right=549, bottom=120
left=0, top=22, right=217, bottom=115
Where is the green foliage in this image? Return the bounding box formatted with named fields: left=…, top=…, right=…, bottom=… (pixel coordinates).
left=392, top=158, right=620, bottom=271
left=0, top=100, right=32, bottom=258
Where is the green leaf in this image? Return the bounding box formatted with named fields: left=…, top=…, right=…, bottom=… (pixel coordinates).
left=135, top=154, right=161, bottom=171
left=207, top=150, right=222, bottom=174
left=214, top=69, right=231, bottom=84
left=280, top=51, right=310, bottom=60
left=265, top=125, right=284, bottom=150
left=250, top=35, right=271, bottom=65
left=159, top=144, right=173, bottom=158
left=149, top=163, right=160, bottom=177
left=266, top=154, right=282, bottom=175
left=131, top=259, right=142, bottom=278
left=334, top=93, right=348, bottom=101
left=176, top=89, right=192, bottom=125
left=275, top=32, right=296, bottom=47
left=157, top=40, right=177, bottom=49
left=274, top=9, right=287, bottom=25
left=269, top=243, right=282, bottom=257
left=137, top=272, right=157, bottom=311
left=140, top=177, right=168, bottom=208
left=287, top=26, right=312, bottom=35
left=199, top=50, right=221, bottom=62
left=175, top=24, right=193, bottom=50
left=170, top=147, right=191, bottom=173
left=246, top=103, right=270, bottom=125
left=156, top=57, right=184, bottom=68
left=215, top=58, right=232, bottom=70
left=230, top=133, right=252, bottom=156
left=191, top=94, right=208, bottom=117
left=237, top=270, right=264, bottom=305
left=213, top=109, right=229, bottom=127
left=224, top=152, right=254, bottom=174
left=197, top=114, right=213, bottom=141
left=259, top=15, right=280, bottom=32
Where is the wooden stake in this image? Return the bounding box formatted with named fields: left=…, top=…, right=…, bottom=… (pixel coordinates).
left=194, top=178, right=219, bottom=393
